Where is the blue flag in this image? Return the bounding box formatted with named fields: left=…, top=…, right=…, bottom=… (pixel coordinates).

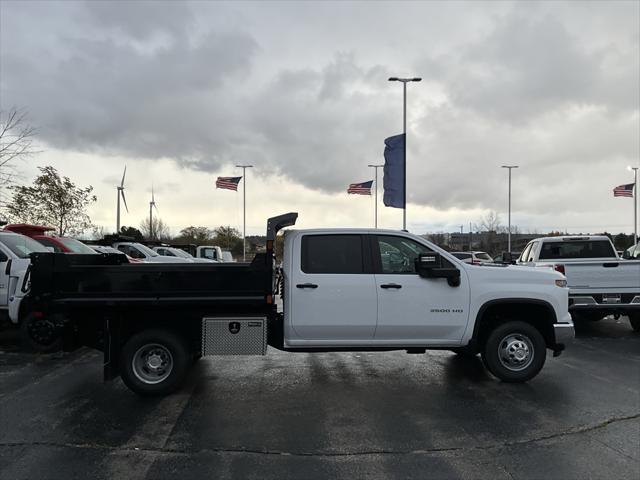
left=383, top=134, right=405, bottom=208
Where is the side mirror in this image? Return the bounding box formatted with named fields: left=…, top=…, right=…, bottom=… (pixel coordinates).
left=622, top=250, right=631, bottom=260
left=415, top=253, right=461, bottom=287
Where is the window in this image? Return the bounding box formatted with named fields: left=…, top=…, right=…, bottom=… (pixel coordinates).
left=452, top=253, right=472, bottom=260
left=301, top=235, right=364, bottom=274
left=35, top=237, right=64, bottom=253
left=58, top=237, right=97, bottom=254
left=526, top=242, right=538, bottom=262
left=0, top=235, right=49, bottom=258
left=474, top=252, right=493, bottom=262
left=377, top=235, right=433, bottom=274
left=539, top=240, right=616, bottom=260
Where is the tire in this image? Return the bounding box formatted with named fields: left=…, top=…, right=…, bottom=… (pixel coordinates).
left=120, top=329, right=191, bottom=396
left=20, top=313, right=63, bottom=353
left=481, top=321, right=546, bottom=383
left=630, top=314, right=640, bottom=333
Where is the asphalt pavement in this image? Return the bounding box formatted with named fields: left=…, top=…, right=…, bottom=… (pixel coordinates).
left=0, top=316, right=638, bottom=480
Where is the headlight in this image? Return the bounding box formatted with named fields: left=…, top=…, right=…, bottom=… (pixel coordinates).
left=555, top=279, right=567, bottom=288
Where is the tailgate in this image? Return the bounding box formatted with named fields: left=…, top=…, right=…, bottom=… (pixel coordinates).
left=564, top=261, right=640, bottom=290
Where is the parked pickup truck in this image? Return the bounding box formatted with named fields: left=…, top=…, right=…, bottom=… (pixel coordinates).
left=25, top=213, right=574, bottom=396
left=517, top=236, right=640, bottom=331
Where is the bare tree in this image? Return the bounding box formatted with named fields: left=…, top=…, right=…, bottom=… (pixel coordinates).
left=140, top=217, right=171, bottom=241
left=0, top=108, right=38, bottom=192
left=476, top=211, right=503, bottom=233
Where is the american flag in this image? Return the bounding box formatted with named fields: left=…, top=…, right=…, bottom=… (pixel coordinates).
left=347, top=180, right=373, bottom=195
left=216, top=176, right=242, bottom=191
left=613, top=183, right=635, bottom=198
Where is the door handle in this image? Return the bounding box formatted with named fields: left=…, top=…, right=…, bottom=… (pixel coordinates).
left=380, top=283, right=402, bottom=289
left=296, top=283, right=318, bottom=289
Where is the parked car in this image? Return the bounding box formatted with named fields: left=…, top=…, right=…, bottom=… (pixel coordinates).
left=153, top=246, right=215, bottom=263
left=4, top=224, right=98, bottom=254
left=196, top=245, right=224, bottom=262
left=26, top=213, right=574, bottom=396
left=0, top=230, right=58, bottom=351
left=517, top=236, right=640, bottom=331
left=91, top=245, right=143, bottom=263
left=493, top=252, right=521, bottom=264
left=112, top=242, right=193, bottom=263
left=622, top=243, right=640, bottom=260
left=451, top=251, right=493, bottom=265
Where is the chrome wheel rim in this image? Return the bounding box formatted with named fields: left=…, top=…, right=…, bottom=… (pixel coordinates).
left=498, top=333, right=534, bottom=372
left=132, top=343, right=173, bottom=384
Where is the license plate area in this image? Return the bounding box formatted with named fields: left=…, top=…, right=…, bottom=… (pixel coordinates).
left=601, top=294, right=621, bottom=304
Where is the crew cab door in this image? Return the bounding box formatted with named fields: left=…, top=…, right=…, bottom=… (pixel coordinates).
left=288, top=234, right=377, bottom=342
left=372, top=235, right=470, bottom=344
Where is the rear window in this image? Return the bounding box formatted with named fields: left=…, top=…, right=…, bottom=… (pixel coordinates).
left=452, top=253, right=472, bottom=260
left=539, top=240, right=616, bottom=260
left=301, top=235, right=364, bottom=274
left=475, top=253, right=493, bottom=261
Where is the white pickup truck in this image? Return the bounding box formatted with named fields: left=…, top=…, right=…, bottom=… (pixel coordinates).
left=28, top=213, right=575, bottom=395
left=517, top=236, right=640, bottom=331
left=0, top=231, right=59, bottom=348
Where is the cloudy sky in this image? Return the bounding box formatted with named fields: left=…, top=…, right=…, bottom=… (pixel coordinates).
left=1, top=0, right=638, bottom=236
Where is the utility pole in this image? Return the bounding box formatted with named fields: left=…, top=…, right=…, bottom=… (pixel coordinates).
left=629, top=166, right=639, bottom=242
left=236, top=164, right=253, bottom=261
left=368, top=164, right=384, bottom=228
left=388, top=76, right=421, bottom=230
left=501, top=165, right=519, bottom=252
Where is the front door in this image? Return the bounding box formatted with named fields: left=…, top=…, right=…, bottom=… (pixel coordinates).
left=288, top=234, right=377, bottom=343
left=373, top=235, right=470, bottom=344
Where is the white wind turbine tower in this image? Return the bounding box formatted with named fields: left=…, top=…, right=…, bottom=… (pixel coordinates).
left=116, top=166, right=129, bottom=233
left=149, top=185, right=159, bottom=240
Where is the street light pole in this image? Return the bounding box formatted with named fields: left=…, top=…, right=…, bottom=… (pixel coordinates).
left=630, top=166, right=639, bottom=242
left=388, top=76, right=421, bottom=230
left=501, top=165, right=519, bottom=252
left=368, top=164, right=384, bottom=228
left=236, top=164, right=253, bottom=261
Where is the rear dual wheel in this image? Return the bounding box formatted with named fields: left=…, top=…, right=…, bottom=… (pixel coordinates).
left=481, top=321, right=546, bottom=383
left=120, top=329, right=191, bottom=396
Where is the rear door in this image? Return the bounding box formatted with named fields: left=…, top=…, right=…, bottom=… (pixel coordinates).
left=288, top=234, right=377, bottom=342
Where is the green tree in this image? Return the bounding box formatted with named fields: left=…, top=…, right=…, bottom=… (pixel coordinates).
left=213, top=226, right=243, bottom=255
left=119, top=226, right=144, bottom=241
left=174, top=226, right=213, bottom=244
left=6, top=166, right=96, bottom=236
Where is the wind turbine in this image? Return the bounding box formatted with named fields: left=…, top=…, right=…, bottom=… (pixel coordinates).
left=116, top=166, right=129, bottom=233
left=149, top=185, right=159, bottom=240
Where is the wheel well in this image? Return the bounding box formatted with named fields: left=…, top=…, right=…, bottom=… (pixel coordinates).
left=474, top=301, right=556, bottom=348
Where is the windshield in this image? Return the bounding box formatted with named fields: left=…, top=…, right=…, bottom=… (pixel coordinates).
left=0, top=234, right=49, bottom=258
left=59, top=237, right=98, bottom=254
left=134, top=243, right=159, bottom=257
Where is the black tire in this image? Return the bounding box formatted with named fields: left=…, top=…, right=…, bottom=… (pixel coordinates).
left=481, top=321, right=546, bottom=383
left=630, top=314, right=640, bottom=333
left=120, top=329, right=191, bottom=396
left=20, top=313, right=63, bottom=353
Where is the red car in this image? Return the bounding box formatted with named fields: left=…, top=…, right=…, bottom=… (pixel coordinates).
left=3, top=224, right=98, bottom=254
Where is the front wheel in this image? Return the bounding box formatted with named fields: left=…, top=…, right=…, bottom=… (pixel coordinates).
left=481, top=321, right=546, bottom=383
left=120, top=329, right=191, bottom=396
left=20, top=313, right=63, bottom=353
left=630, top=314, right=640, bottom=333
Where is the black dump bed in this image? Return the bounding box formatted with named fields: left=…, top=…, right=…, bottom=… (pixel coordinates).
left=27, top=212, right=298, bottom=314
left=28, top=252, right=271, bottom=310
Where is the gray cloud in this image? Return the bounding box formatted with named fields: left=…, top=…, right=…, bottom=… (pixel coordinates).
left=1, top=0, right=637, bottom=223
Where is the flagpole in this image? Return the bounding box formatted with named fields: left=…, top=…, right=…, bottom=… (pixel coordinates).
left=388, top=77, right=421, bottom=231
left=236, top=164, right=253, bottom=261
left=368, top=164, right=384, bottom=228
left=632, top=166, right=639, bottom=242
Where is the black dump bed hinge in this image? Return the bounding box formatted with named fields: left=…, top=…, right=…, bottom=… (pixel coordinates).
left=266, top=212, right=298, bottom=241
